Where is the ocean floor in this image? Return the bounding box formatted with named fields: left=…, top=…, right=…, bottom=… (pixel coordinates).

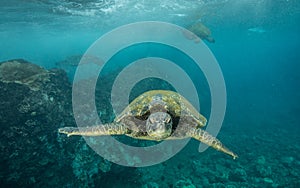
left=0, top=59, right=299, bottom=187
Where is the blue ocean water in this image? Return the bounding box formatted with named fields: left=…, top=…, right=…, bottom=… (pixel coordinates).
left=0, top=0, right=299, bottom=187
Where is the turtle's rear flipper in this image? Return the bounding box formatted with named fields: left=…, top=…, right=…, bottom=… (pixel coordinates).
left=58, top=123, right=128, bottom=137
left=188, top=128, right=238, bottom=159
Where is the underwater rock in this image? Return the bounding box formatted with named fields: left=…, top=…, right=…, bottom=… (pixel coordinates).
left=142, top=182, right=159, bottom=188
left=0, top=59, right=111, bottom=187
left=256, top=155, right=266, bottom=165
left=263, top=177, right=273, bottom=184
left=228, top=168, right=247, bottom=182
left=0, top=59, right=52, bottom=91
left=281, top=156, right=294, bottom=166
left=256, top=165, right=273, bottom=178
left=72, top=142, right=111, bottom=187
left=173, top=179, right=196, bottom=188
left=137, top=164, right=166, bottom=187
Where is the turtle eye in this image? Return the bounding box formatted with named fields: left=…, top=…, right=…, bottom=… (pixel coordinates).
left=149, top=117, right=155, bottom=124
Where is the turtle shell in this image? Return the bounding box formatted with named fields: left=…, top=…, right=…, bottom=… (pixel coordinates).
left=115, top=90, right=207, bottom=139
left=187, top=22, right=215, bottom=43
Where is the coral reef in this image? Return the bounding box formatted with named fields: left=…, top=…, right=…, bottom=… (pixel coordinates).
left=136, top=126, right=300, bottom=188
left=0, top=59, right=111, bottom=187
left=0, top=59, right=74, bottom=186
left=0, top=59, right=52, bottom=91
left=71, top=141, right=111, bottom=187
left=1, top=59, right=299, bottom=187
left=173, top=179, right=196, bottom=188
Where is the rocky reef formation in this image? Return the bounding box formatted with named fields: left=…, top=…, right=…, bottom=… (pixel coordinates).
left=0, top=59, right=111, bottom=187
left=1, top=59, right=299, bottom=187
left=135, top=127, right=300, bottom=188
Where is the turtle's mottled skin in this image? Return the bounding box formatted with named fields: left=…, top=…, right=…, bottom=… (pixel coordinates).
left=59, top=90, right=238, bottom=159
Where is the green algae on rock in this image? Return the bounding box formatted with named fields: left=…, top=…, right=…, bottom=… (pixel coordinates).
left=0, top=59, right=112, bottom=187
left=0, top=59, right=52, bottom=91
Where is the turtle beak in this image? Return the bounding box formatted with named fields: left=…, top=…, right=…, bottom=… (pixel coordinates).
left=155, top=123, right=167, bottom=133
left=146, top=112, right=173, bottom=139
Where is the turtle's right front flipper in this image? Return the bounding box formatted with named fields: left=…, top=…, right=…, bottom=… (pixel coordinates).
left=58, top=123, right=128, bottom=137
left=188, top=128, right=238, bottom=159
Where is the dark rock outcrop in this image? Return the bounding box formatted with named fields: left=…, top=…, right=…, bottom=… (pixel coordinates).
left=0, top=59, right=110, bottom=187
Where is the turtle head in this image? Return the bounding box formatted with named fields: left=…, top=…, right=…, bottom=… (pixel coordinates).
left=146, top=112, right=172, bottom=140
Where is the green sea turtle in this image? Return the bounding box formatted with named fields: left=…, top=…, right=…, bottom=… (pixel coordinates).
left=184, top=22, right=215, bottom=43
left=59, top=90, right=237, bottom=159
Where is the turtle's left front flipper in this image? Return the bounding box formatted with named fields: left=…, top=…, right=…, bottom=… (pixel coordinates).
left=188, top=128, right=238, bottom=159
left=58, top=122, right=128, bottom=137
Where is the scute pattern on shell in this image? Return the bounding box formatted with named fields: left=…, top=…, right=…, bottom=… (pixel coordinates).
left=116, top=90, right=207, bottom=129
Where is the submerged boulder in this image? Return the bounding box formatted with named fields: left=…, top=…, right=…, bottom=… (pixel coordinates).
left=0, top=59, right=110, bottom=187
left=0, top=59, right=51, bottom=91
left=173, top=179, right=196, bottom=188
left=0, top=59, right=75, bottom=186
left=0, top=59, right=73, bottom=131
